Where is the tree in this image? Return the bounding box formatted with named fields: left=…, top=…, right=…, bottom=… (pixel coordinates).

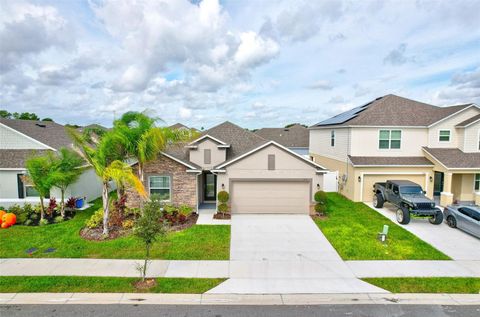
left=69, top=129, right=146, bottom=235
left=285, top=123, right=307, bottom=128
left=0, top=110, right=12, bottom=118
left=42, top=118, right=54, bottom=122
left=49, top=148, right=84, bottom=217
left=25, top=153, right=56, bottom=220
left=13, top=112, right=40, bottom=120
left=134, top=196, right=166, bottom=281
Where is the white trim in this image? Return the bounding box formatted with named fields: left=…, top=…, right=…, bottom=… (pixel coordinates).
left=210, top=169, right=226, bottom=173
left=359, top=171, right=429, bottom=201
left=0, top=168, right=26, bottom=171
left=478, top=129, right=480, bottom=151
left=188, top=134, right=227, bottom=146
left=352, top=164, right=434, bottom=168
left=457, top=116, right=480, bottom=128
left=186, top=169, right=202, bottom=173
left=185, top=145, right=198, bottom=149
left=378, top=129, right=402, bottom=150
left=438, top=129, right=451, bottom=143
left=428, top=104, right=480, bottom=127
left=148, top=175, right=172, bottom=202
left=159, top=152, right=198, bottom=170
left=215, top=140, right=328, bottom=171
left=0, top=122, right=56, bottom=151
left=217, top=144, right=231, bottom=148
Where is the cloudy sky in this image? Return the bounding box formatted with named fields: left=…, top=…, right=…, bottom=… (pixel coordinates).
left=1, top=0, right=479, bottom=129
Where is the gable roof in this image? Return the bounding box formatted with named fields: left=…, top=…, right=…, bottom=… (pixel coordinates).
left=456, top=113, right=480, bottom=128
left=0, top=118, right=73, bottom=150
left=0, top=149, right=51, bottom=169
left=255, top=125, right=309, bottom=148
left=169, top=123, right=189, bottom=130
left=311, top=94, right=474, bottom=128
left=423, top=147, right=480, bottom=169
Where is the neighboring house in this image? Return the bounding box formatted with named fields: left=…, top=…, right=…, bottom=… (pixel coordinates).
left=0, top=118, right=103, bottom=208
left=169, top=123, right=200, bottom=133
left=255, top=124, right=309, bottom=156
left=127, top=121, right=327, bottom=214
left=309, top=94, right=480, bottom=206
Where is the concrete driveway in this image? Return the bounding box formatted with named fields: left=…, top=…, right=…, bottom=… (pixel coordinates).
left=367, top=202, right=480, bottom=260
left=208, top=214, right=386, bottom=294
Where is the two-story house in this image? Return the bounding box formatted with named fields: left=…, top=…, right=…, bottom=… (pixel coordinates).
left=126, top=121, right=327, bottom=214
left=309, top=94, right=480, bottom=206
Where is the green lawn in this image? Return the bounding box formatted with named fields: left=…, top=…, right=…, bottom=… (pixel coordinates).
left=364, top=277, right=480, bottom=294
left=0, top=198, right=230, bottom=260
left=313, top=193, right=450, bottom=260
left=0, top=276, right=225, bottom=293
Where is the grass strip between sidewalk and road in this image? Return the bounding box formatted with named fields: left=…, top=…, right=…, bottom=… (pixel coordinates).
left=0, top=197, right=230, bottom=260
left=0, top=276, right=226, bottom=294
left=363, top=277, right=480, bottom=294
left=313, top=193, right=450, bottom=260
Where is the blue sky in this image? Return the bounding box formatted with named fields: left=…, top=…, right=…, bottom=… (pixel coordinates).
left=1, top=0, right=479, bottom=129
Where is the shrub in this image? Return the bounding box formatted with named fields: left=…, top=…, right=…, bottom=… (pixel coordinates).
left=39, top=218, right=49, bottom=226
left=122, top=219, right=134, bottom=229
left=47, top=198, right=57, bottom=215
left=66, top=197, right=76, bottom=209
left=24, top=219, right=33, bottom=226
left=54, top=216, right=64, bottom=223
left=109, top=196, right=127, bottom=227
left=217, top=203, right=229, bottom=213
left=217, top=191, right=229, bottom=203
left=314, top=203, right=327, bottom=215
left=85, top=208, right=104, bottom=229
left=178, top=204, right=193, bottom=216
left=314, top=191, right=327, bottom=204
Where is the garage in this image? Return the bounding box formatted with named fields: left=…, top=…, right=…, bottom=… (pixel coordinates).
left=362, top=174, right=427, bottom=202
left=231, top=180, right=310, bottom=214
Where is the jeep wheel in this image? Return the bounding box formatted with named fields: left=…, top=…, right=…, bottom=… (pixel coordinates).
left=429, top=209, right=443, bottom=225
left=396, top=207, right=410, bottom=224
left=447, top=215, right=457, bottom=228
left=373, top=194, right=384, bottom=208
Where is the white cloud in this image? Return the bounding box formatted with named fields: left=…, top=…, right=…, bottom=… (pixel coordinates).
left=234, top=32, right=279, bottom=68
left=179, top=106, right=193, bottom=119
left=307, top=80, right=333, bottom=90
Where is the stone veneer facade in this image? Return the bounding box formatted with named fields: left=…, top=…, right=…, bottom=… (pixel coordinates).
left=125, top=154, right=197, bottom=209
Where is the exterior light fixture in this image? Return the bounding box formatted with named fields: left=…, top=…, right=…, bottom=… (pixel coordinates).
left=221, top=183, right=225, bottom=189
left=429, top=176, right=433, bottom=182
left=316, top=183, right=320, bottom=189
left=358, top=176, right=361, bottom=182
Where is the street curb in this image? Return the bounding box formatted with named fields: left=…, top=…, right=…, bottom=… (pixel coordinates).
left=1, top=293, right=479, bottom=305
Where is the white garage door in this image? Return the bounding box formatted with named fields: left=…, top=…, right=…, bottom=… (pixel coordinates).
left=362, top=174, right=427, bottom=202
left=231, top=181, right=310, bottom=214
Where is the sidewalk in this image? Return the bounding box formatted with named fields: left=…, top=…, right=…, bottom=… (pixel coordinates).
left=1, top=292, right=479, bottom=305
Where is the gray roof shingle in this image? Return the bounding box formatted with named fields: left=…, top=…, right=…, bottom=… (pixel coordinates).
left=255, top=125, right=309, bottom=148
left=456, top=114, right=480, bottom=127
left=422, top=147, right=480, bottom=169
left=312, top=94, right=474, bottom=127
left=348, top=155, right=434, bottom=166
left=0, top=149, right=52, bottom=169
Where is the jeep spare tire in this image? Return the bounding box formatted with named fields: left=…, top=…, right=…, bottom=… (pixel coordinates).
left=429, top=209, right=443, bottom=225
left=396, top=207, right=410, bottom=224
left=373, top=194, right=384, bottom=208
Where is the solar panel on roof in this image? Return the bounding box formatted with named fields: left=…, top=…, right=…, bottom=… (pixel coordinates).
left=313, top=98, right=378, bottom=126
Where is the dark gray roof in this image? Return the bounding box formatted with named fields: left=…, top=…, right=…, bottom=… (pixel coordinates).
left=423, top=147, right=480, bottom=169
left=255, top=125, right=309, bottom=148
left=312, top=95, right=474, bottom=127
left=0, top=118, right=73, bottom=150
left=0, top=149, right=52, bottom=169
left=169, top=123, right=189, bottom=130
left=456, top=114, right=480, bottom=127
left=348, top=155, right=434, bottom=166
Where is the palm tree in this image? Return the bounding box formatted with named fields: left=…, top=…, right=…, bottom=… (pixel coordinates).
left=69, top=129, right=146, bottom=235
left=50, top=148, right=84, bottom=217
left=25, top=152, right=56, bottom=220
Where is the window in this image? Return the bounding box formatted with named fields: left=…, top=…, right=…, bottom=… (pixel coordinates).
left=149, top=176, right=171, bottom=201
left=204, top=149, right=211, bottom=164
left=379, top=130, right=401, bottom=149
left=475, top=174, right=480, bottom=191
left=439, top=130, right=450, bottom=142
left=330, top=130, right=335, bottom=147
left=25, top=185, right=40, bottom=197
left=268, top=154, right=275, bottom=170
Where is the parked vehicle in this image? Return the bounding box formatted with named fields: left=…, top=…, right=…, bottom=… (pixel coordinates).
left=373, top=180, right=443, bottom=225
left=443, top=205, right=480, bottom=238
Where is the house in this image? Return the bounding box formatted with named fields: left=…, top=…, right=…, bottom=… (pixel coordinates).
left=126, top=121, right=327, bottom=214
left=255, top=124, right=309, bottom=156
left=309, top=94, right=480, bottom=206
left=0, top=118, right=103, bottom=208
left=169, top=123, right=200, bottom=133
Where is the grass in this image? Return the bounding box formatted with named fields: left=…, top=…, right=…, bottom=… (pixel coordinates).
left=0, top=197, right=230, bottom=260
left=313, top=193, right=450, bottom=260
left=363, top=277, right=480, bottom=294
left=0, top=276, right=225, bottom=293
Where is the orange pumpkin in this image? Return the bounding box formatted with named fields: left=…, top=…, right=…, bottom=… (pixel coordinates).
left=1, top=222, right=9, bottom=229
left=2, top=213, right=16, bottom=227
left=0, top=210, right=5, bottom=224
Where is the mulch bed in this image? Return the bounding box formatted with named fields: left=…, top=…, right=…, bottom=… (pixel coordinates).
left=167, top=213, right=198, bottom=232
left=311, top=213, right=328, bottom=220
left=133, top=278, right=157, bottom=290
left=213, top=213, right=231, bottom=220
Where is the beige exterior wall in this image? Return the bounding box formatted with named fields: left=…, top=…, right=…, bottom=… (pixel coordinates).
left=350, top=127, right=428, bottom=156
left=310, top=154, right=355, bottom=199
left=309, top=127, right=350, bottom=161
left=462, top=121, right=480, bottom=153
left=218, top=144, right=324, bottom=203
left=451, top=174, right=476, bottom=201
left=428, top=107, right=480, bottom=148
left=0, top=124, right=48, bottom=150
left=189, top=138, right=227, bottom=170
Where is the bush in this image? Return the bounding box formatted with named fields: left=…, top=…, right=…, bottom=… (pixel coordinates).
left=178, top=204, right=193, bottom=216
left=314, top=191, right=327, bottom=204
left=314, top=203, right=327, bottom=215
left=217, top=203, right=229, bottom=213
left=54, top=216, right=64, bottom=223
left=39, top=218, right=49, bottom=226
left=85, top=208, right=104, bottom=229
left=47, top=198, right=57, bottom=216
left=122, top=219, right=134, bottom=229
left=24, top=219, right=33, bottom=226
left=66, top=197, right=76, bottom=209
left=217, top=191, right=229, bottom=203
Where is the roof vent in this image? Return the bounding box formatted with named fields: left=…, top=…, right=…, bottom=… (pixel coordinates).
left=283, top=128, right=289, bottom=131
left=35, top=123, right=47, bottom=128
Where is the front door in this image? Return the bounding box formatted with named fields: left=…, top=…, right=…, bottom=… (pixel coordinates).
left=204, top=173, right=217, bottom=201
left=434, top=171, right=444, bottom=196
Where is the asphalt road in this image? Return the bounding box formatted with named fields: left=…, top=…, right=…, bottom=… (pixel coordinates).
left=1, top=304, right=479, bottom=317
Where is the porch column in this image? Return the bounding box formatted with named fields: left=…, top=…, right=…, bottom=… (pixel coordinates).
left=440, top=172, right=453, bottom=207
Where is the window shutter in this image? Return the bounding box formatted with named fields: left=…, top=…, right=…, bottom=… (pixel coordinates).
left=17, top=174, right=25, bottom=198
left=268, top=154, right=275, bottom=170
left=204, top=149, right=211, bottom=164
